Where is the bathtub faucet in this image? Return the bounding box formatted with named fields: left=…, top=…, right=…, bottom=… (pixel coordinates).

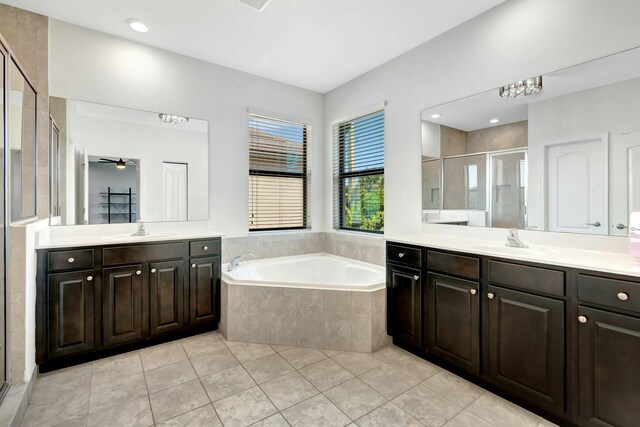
left=228, top=254, right=256, bottom=271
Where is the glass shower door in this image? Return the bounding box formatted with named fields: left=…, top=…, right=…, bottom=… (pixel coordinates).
left=0, top=42, right=8, bottom=397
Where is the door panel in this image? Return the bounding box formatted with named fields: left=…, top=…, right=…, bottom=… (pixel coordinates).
left=426, top=273, right=479, bottom=374
left=47, top=270, right=95, bottom=358
left=190, top=256, right=219, bottom=326
left=486, top=286, right=565, bottom=414
left=103, top=265, right=144, bottom=347
left=387, top=264, right=422, bottom=350
left=578, top=306, right=640, bottom=427
left=150, top=260, right=185, bottom=336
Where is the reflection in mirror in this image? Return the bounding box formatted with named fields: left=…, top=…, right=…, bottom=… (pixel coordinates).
left=421, top=160, right=440, bottom=210
left=9, top=59, right=37, bottom=221
left=421, top=46, right=640, bottom=236
left=48, top=99, right=209, bottom=225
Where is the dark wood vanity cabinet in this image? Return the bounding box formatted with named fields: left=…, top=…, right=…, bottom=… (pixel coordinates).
left=36, top=237, right=221, bottom=371
left=387, top=264, right=422, bottom=350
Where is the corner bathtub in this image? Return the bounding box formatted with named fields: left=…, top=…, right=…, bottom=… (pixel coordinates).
left=220, top=253, right=390, bottom=352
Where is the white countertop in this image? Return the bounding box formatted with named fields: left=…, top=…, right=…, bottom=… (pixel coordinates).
left=37, top=231, right=225, bottom=249
left=387, top=232, right=640, bottom=278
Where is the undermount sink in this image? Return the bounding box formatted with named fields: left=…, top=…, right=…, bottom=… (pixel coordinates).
left=99, top=232, right=177, bottom=241
left=468, top=244, right=563, bottom=257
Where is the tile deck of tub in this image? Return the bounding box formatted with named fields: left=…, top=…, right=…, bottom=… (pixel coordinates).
left=21, top=331, right=557, bottom=427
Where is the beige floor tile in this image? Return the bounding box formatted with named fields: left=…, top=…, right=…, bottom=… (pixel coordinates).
left=201, top=365, right=256, bottom=402
left=229, top=343, right=276, bottom=363
left=30, top=365, right=92, bottom=406
left=324, top=378, right=387, bottom=420
left=387, top=354, right=440, bottom=381
left=250, top=413, right=290, bottom=426
left=466, top=393, right=541, bottom=427
left=189, top=348, right=240, bottom=377
left=321, top=349, right=343, bottom=357
left=86, top=396, right=153, bottom=427
left=422, top=370, right=484, bottom=407
left=181, top=332, right=226, bottom=358
left=21, top=396, right=89, bottom=427
left=89, top=373, right=148, bottom=414
left=260, top=371, right=319, bottom=410
left=243, top=353, right=295, bottom=384
left=537, top=419, right=560, bottom=427
left=355, top=402, right=422, bottom=427
left=51, top=417, right=88, bottom=427
left=299, top=358, right=354, bottom=392
left=358, top=364, right=419, bottom=399
left=282, top=394, right=351, bottom=427
left=279, top=347, right=327, bottom=369
left=144, top=359, right=198, bottom=393
left=91, top=352, right=142, bottom=387
left=332, top=352, right=384, bottom=376
left=444, top=410, right=494, bottom=427
left=157, top=404, right=222, bottom=426
left=149, top=379, right=210, bottom=423
left=392, top=384, right=462, bottom=427
left=372, top=346, right=408, bottom=363
left=141, top=342, right=188, bottom=371
left=270, top=345, right=292, bottom=353
left=213, top=386, right=277, bottom=426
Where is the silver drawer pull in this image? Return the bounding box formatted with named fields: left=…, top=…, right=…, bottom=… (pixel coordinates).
left=487, top=292, right=495, bottom=299
left=191, top=263, right=196, bottom=268
left=87, top=276, right=93, bottom=282
left=618, top=292, right=629, bottom=301
left=151, top=268, right=157, bottom=274
left=68, top=257, right=75, bottom=263
left=469, top=289, right=477, bottom=295
left=203, top=246, right=209, bottom=251
left=578, top=315, right=588, bottom=324
left=398, top=252, right=406, bottom=258
left=136, top=270, right=141, bottom=275
left=616, top=223, right=628, bottom=230
left=587, top=221, right=601, bottom=227
left=413, top=275, right=419, bottom=281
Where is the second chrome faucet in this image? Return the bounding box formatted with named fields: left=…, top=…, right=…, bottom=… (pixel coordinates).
left=505, top=228, right=528, bottom=248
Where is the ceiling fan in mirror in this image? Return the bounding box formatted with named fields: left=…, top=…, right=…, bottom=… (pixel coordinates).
left=97, top=158, right=134, bottom=169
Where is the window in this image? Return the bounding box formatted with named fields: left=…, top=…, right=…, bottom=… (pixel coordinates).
left=249, top=115, right=310, bottom=231
left=333, top=109, right=384, bottom=233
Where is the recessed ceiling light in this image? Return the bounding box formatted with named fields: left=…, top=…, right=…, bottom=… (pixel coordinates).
left=431, top=113, right=441, bottom=119
left=489, top=118, right=500, bottom=124
left=127, top=18, right=149, bottom=33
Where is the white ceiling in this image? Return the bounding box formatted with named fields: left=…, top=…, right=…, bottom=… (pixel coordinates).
left=4, top=0, right=504, bottom=93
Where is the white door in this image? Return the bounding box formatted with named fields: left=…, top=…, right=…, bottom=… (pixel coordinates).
left=546, top=137, right=607, bottom=235
left=610, top=131, right=640, bottom=236
left=162, top=162, right=188, bottom=221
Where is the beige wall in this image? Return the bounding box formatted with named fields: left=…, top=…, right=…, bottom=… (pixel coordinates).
left=467, top=120, right=528, bottom=153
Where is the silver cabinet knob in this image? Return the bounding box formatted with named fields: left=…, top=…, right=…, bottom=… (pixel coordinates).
left=413, top=275, right=420, bottom=281
left=398, top=252, right=406, bottom=258
left=68, top=257, right=75, bottom=263
left=87, top=276, right=93, bottom=282
left=191, top=263, right=196, bottom=268
left=487, top=292, right=495, bottom=299
left=151, top=268, right=157, bottom=274
left=203, top=246, right=209, bottom=251
left=469, top=289, right=477, bottom=295
left=616, top=223, right=628, bottom=230
left=136, top=270, right=141, bottom=275
left=587, top=221, right=601, bottom=227
left=618, top=292, right=629, bottom=301
left=578, top=315, right=588, bottom=324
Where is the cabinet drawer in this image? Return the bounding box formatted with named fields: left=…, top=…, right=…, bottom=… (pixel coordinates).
left=427, top=251, right=479, bottom=280
left=387, top=244, right=421, bottom=267
left=48, top=249, right=94, bottom=271
left=189, top=239, right=220, bottom=257
left=103, top=243, right=183, bottom=266
left=488, top=260, right=564, bottom=297
left=578, top=274, right=640, bottom=314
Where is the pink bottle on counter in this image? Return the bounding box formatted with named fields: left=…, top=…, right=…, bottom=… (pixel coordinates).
left=630, top=211, right=640, bottom=259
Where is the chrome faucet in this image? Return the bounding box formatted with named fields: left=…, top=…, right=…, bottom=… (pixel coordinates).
left=131, top=219, right=147, bottom=237
left=227, top=254, right=255, bottom=271
left=505, top=228, right=528, bottom=248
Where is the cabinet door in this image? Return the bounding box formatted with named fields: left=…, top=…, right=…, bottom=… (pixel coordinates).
left=150, top=260, right=185, bottom=336
left=486, top=286, right=565, bottom=414
left=103, top=265, right=144, bottom=347
left=578, top=306, right=640, bottom=427
left=387, top=264, right=422, bottom=350
left=47, top=270, right=95, bottom=359
left=426, top=273, right=479, bottom=374
left=189, top=256, right=219, bottom=327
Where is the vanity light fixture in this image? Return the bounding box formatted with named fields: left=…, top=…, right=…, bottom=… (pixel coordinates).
left=116, top=159, right=126, bottom=169
left=499, top=76, right=542, bottom=99
left=126, top=19, right=149, bottom=33
left=158, top=113, right=190, bottom=125
left=489, top=118, right=500, bottom=124
left=431, top=113, right=441, bottom=119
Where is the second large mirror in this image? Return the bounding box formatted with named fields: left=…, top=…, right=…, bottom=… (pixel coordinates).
left=421, top=47, right=640, bottom=236
left=49, top=99, right=209, bottom=226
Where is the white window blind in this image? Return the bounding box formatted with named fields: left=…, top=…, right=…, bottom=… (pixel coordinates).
left=249, top=114, right=310, bottom=231
left=333, top=109, right=384, bottom=233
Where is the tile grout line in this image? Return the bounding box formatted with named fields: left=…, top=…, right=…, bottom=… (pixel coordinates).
left=140, top=354, right=157, bottom=426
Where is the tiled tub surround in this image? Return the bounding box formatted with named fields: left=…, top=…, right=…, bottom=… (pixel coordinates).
left=221, top=254, right=389, bottom=352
